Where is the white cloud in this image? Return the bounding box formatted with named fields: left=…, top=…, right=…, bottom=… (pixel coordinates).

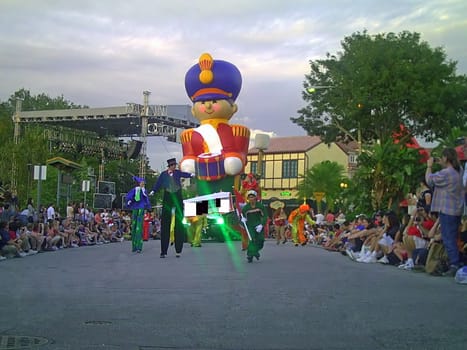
left=1, top=0, right=466, bottom=168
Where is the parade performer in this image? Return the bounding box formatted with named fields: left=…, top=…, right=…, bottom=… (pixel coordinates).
left=181, top=52, right=250, bottom=195
left=150, top=158, right=194, bottom=258
left=288, top=204, right=316, bottom=246
left=241, top=173, right=262, bottom=201
left=143, top=210, right=151, bottom=241
left=125, top=176, right=151, bottom=253
left=241, top=190, right=268, bottom=263
left=235, top=173, right=263, bottom=250
left=271, top=200, right=288, bottom=244
left=186, top=214, right=207, bottom=247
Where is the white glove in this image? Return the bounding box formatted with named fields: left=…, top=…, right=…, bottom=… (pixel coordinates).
left=149, top=191, right=154, bottom=196
left=255, top=224, right=263, bottom=233
left=127, top=201, right=131, bottom=206
left=241, top=217, right=247, bottom=224
left=224, top=156, right=243, bottom=175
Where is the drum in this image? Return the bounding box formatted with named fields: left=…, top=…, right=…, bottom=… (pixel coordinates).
left=196, top=152, right=225, bottom=181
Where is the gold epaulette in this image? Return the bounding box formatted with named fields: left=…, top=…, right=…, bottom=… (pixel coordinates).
left=180, top=129, right=193, bottom=143
left=231, top=124, right=250, bottom=138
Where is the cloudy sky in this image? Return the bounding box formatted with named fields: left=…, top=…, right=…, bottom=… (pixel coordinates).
left=1, top=0, right=466, bottom=170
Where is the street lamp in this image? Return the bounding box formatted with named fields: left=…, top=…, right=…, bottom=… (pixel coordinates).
left=340, top=182, right=348, bottom=189
left=254, top=133, right=270, bottom=178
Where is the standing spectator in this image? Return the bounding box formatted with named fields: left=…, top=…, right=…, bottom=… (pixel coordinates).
left=46, top=203, right=55, bottom=225
left=26, top=198, right=37, bottom=223
left=426, top=148, right=464, bottom=276
left=66, top=202, right=74, bottom=221
left=149, top=158, right=193, bottom=258
left=416, top=177, right=433, bottom=213
left=241, top=190, right=268, bottom=263
left=126, top=176, right=151, bottom=253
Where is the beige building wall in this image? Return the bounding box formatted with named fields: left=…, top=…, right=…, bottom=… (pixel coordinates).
left=246, top=140, right=353, bottom=202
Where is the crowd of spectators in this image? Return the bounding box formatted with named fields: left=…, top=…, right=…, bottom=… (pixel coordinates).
left=0, top=199, right=161, bottom=261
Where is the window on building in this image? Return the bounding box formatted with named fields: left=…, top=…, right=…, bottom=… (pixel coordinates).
left=282, top=160, right=298, bottom=178
left=250, top=161, right=265, bottom=176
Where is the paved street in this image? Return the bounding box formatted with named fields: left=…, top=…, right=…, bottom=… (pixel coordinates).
left=0, top=239, right=466, bottom=350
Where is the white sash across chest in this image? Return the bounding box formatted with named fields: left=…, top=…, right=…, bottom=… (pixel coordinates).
left=195, top=124, right=223, bottom=154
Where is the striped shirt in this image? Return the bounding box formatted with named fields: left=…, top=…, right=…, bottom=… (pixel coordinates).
left=427, top=166, right=464, bottom=216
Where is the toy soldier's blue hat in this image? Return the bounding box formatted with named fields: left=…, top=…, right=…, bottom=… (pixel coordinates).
left=132, top=176, right=145, bottom=183
left=185, top=53, right=242, bottom=103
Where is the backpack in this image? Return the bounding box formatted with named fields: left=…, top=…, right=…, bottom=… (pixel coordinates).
left=424, top=242, right=449, bottom=276
left=455, top=266, right=467, bottom=284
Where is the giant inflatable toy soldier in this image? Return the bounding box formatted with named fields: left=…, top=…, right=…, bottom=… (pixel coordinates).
left=181, top=53, right=250, bottom=195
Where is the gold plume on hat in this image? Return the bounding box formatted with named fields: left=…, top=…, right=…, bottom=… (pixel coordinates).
left=198, top=53, right=214, bottom=84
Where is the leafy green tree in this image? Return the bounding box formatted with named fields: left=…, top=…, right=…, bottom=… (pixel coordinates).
left=297, top=160, right=345, bottom=212
left=350, top=139, right=425, bottom=214
left=292, top=30, right=467, bottom=146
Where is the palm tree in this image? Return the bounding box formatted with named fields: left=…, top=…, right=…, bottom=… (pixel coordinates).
left=297, top=160, right=345, bottom=212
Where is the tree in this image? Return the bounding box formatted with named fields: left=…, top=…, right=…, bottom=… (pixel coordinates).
left=296, top=160, right=345, bottom=212
left=350, top=139, right=425, bottom=214
left=291, top=31, right=467, bottom=146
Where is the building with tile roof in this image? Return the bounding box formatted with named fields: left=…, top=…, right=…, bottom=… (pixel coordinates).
left=246, top=135, right=358, bottom=208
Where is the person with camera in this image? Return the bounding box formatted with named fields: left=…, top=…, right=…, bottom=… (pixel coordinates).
left=426, top=148, right=464, bottom=276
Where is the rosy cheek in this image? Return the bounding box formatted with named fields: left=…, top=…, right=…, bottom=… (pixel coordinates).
left=212, top=104, right=221, bottom=112
left=198, top=105, right=207, bottom=113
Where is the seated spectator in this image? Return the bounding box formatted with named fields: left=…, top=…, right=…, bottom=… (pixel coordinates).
left=1, top=221, right=20, bottom=259
left=346, top=215, right=376, bottom=260
left=29, top=222, right=45, bottom=252
left=1, top=222, right=27, bottom=258
left=97, top=222, right=112, bottom=243
left=62, top=219, right=80, bottom=248
left=398, top=207, right=435, bottom=270
left=44, top=222, right=63, bottom=251
left=357, top=211, right=400, bottom=263
left=109, top=223, right=124, bottom=242
left=324, top=222, right=351, bottom=251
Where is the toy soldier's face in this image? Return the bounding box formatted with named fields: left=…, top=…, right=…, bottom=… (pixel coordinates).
left=192, top=99, right=238, bottom=122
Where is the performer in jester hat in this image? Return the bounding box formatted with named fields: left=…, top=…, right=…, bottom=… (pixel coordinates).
left=125, top=176, right=151, bottom=253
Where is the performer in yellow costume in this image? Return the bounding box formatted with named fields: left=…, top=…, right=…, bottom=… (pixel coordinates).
left=181, top=53, right=250, bottom=195
left=186, top=214, right=207, bottom=247
left=288, top=204, right=316, bottom=246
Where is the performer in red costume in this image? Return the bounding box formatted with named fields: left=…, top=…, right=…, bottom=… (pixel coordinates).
left=241, top=173, right=261, bottom=201
left=181, top=53, right=250, bottom=195
left=142, top=210, right=151, bottom=241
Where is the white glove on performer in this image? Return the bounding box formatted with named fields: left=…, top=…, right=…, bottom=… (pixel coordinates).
left=241, top=217, right=247, bottom=224
left=127, top=200, right=132, bottom=206
left=255, top=224, right=263, bottom=233
left=149, top=191, right=154, bottom=196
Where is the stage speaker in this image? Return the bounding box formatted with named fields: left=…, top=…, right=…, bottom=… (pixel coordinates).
left=98, top=181, right=115, bottom=195
left=93, top=193, right=113, bottom=209
left=127, top=140, right=143, bottom=159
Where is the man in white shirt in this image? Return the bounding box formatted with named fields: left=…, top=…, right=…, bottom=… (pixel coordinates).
left=47, top=203, right=55, bottom=224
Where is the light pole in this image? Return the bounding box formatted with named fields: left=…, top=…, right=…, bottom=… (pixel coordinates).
left=254, top=133, right=270, bottom=178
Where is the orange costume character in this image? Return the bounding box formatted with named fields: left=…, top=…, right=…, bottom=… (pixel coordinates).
left=288, top=204, right=316, bottom=246
left=181, top=53, right=250, bottom=195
